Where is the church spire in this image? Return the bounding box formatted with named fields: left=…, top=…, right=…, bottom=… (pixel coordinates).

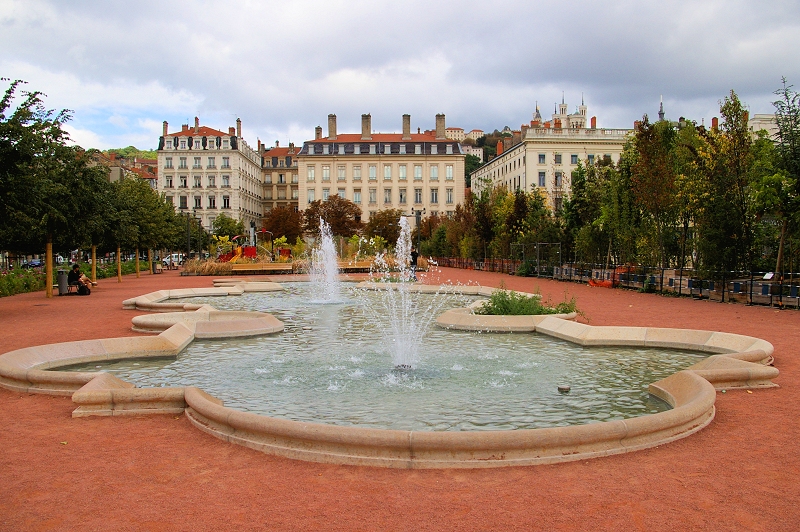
left=658, top=95, right=665, bottom=121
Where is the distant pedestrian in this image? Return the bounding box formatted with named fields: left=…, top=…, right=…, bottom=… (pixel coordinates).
left=410, top=247, right=419, bottom=281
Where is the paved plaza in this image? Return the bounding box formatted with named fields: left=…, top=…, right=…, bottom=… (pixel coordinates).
left=0, top=268, right=798, bottom=531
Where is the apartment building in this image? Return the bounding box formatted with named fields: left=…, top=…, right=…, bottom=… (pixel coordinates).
left=156, top=117, right=263, bottom=230
left=297, top=113, right=466, bottom=223
left=471, top=100, right=631, bottom=211
left=261, top=141, right=300, bottom=211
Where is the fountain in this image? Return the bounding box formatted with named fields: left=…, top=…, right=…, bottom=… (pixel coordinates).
left=308, top=217, right=343, bottom=304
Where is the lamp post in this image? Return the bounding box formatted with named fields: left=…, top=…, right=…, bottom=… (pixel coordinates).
left=410, top=208, right=426, bottom=251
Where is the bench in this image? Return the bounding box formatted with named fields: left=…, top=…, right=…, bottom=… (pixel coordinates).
left=153, top=263, right=163, bottom=274
left=230, top=263, right=294, bottom=274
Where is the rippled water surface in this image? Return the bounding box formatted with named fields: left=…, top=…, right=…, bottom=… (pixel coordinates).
left=75, top=283, right=706, bottom=431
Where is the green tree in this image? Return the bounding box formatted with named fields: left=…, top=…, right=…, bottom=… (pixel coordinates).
left=212, top=213, right=245, bottom=239
left=464, top=154, right=482, bottom=188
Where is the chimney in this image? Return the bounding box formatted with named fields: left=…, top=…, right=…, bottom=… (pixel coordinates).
left=275, top=140, right=280, bottom=147
left=402, top=114, right=411, bottom=140
left=496, top=140, right=504, bottom=156
left=591, top=116, right=597, bottom=129
left=328, top=114, right=337, bottom=139
left=417, top=127, right=421, bottom=134
left=315, top=126, right=323, bottom=140
left=544, top=121, right=551, bottom=129
left=435, top=113, right=446, bottom=139
left=257, top=139, right=262, bottom=152
left=521, top=125, right=529, bottom=137
left=162, top=121, right=168, bottom=136
left=236, top=118, right=242, bottom=138
left=229, top=126, right=235, bottom=135
left=712, top=117, right=719, bottom=130
left=289, top=142, right=294, bottom=150
left=194, top=116, right=199, bottom=133
left=634, top=120, right=641, bottom=130
left=554, top=118, right=562, bottom=129
left=182, top=124, right=189, bottom=132
left=361, top=114, right=372, bottom=140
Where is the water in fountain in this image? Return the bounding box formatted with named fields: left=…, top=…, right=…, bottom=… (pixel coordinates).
left=309, top=217, right=343, bottom=304
left=360, top=216, right=458, bottom=370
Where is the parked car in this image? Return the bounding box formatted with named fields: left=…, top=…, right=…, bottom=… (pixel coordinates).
left=162, top=253, right=184, bottom=267
left=21, top=259, right=44, bottom=269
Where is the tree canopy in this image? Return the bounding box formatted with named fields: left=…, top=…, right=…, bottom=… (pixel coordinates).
left=303, top=195, right=363, bottom=237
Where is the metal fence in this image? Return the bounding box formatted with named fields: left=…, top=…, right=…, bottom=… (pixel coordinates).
left=429, top=257, right=800, bottom=310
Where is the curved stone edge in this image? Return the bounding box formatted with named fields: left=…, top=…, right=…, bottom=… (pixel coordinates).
left=355, top=281, right=540, bottom=299
left=436, top=308, right=578, bottom=332
left=122, top=282, right=284, bottom=312
left=182, top=369, right=716, bottom=469
left=131, top=310, right=284, bottom=337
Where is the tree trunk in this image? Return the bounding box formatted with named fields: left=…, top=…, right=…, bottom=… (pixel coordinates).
left=775, top=218, right=788, bottom=275
left=91, top=245, right=97, bottom=283
left=147, top=248, right=153, bottom=274
left=117, top=245, right=122, bottom=283
left=135, top=247, right=140, bottom=278
left=45, top=234, right=53, bottom=298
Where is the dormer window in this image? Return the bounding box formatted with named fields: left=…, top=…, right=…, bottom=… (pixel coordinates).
left=166, top=140, right=173, bottom=149
left=180, top=140, right=186, bottom=149
left=369, top=144, right=376, bottom=155
left=446, top=144, right=453, bottom=155
left=384, top=145, right=391, bottom=155
left=222, top=139, right=229, bottom=149
left=415, top=144, right=421, bottom=155
left=354, top=144, right=361, bottom=155
left=322, top=144, right=329, bottom=155
left=399, top=144, right=406, bottom=154
left=338, top=145, right=345, bottom=155
left=431, top=144, right=438, bottom=155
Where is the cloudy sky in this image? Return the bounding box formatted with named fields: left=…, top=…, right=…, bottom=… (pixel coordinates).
left=2, top=0, right=798, bottom=150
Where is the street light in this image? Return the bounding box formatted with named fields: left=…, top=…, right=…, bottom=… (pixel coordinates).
left=409, top=208, right=426, bottom=251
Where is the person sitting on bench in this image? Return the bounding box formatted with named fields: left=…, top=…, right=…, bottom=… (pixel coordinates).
left=68, top=264, right=92, bottom=294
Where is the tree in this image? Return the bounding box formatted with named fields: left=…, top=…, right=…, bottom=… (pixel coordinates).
left=263, top=206, right=303, bottom=243
left=212, top=213, right=245, bottom=239
left=364, top=208, right=406, bottom=245
left=303, top=195, right=363, bottom=237
left=464, top=154, right=482, bottom=188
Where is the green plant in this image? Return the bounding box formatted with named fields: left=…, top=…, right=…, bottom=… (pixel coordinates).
left=0, top=269, right=47, bottom=297
left=475, top=285, right=579, bottom=316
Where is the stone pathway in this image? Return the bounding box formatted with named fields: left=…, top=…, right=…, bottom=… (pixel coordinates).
left=0, top=267, right=798, bottom=531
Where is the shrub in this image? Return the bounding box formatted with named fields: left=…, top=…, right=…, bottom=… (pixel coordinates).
left=0, top=269, right=47, bottom=297
left=475, top=286, right=579, bottom=316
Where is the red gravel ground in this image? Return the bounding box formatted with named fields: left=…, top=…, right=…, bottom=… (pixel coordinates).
left=1, top=268, right=798, bottom=531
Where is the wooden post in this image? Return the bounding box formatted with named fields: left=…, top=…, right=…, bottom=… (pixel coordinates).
left=135, top=247, right=140, bottom=278
left=117, top=245, right=122, bottom=283
left=45, top=235, right=53, bottom=298
left=91, top=245, right=97, bottom=283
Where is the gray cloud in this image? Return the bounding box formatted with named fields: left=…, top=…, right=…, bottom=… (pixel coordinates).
left=1, top=0, right=797, bottom=149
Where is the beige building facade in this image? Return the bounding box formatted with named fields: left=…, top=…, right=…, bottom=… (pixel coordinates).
left=297, top=113, right=466, bottom=223
left=157, top=118, right=263, bottom=231
left=261, top=142, right=300, bottom=211
left=472, top=101, right=630, bottom=211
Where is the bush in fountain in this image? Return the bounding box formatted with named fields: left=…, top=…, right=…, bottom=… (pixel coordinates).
left=475, top=285, right=579, bottom=316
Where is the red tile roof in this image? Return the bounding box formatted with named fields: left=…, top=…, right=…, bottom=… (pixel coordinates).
left=263, top=146, right=299, bottom=157
left=306, top=133, right=440, bottom=143
left=168, top=126, right=229, bottom=137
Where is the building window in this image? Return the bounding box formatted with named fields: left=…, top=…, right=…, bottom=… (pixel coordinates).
left=384, top=165, right=392, bottom=180
left=166, top=196, right=173, bottom=205
left=431, top=144, right=438, bottom=155
left=414, top=188, right=422, bottom=204
left=570, top=154, right=578, bottom=165
left=292, top=188, right=299, bottom=199
left=384, top=144, right=391, bottom=155
left=292, top=174, right=298, bottom=183
left=446, top=188, right=453, bottom=204
left=222, top=157, right=230, bottom=168
left=604, top=154, right=612, bottom=161
left=399, top=144, right=406, bottom=154
left=399, top=164, right=407, bottom=180
left=555, top=171, right=563, bottom=187
left=337, top=188, right=345, bottom=198
left=165, top=157, right=173, bottom=169
left=353, top=165, right=361, bottom=181
left=414, top=165, right=422, bottom=181
left=180, top=140, right=186, bottom=149
left=354, top=144, right=361, bottom=155
left=430, top=188, right=438, bottom=204
left=415, top=144, right=422, bottom=155
left=430, top=165, right=438, bottom=181
left=307, top=166, right=315, bottom=182
left=207, top=157, right=216, bottom=168
left=369, top=188, right=377, bottom=204
left=222, top=139, right=229, bottom=149
left=322, top=188, right=330, bottom=201
left=278, top=189, right=286, bottom=200
left=384, top=188, right=391, bottom=204
left=555, top=197, right=563, bottom=212
left=265, top=173, right=273, bottom=184
left=338, top=165, right=346, bottom=181
left=180, top=175, right=188, bottom=188
left=538, top=153, right=545, bottom=164
left=369, top=165, right=377, bottom=180
left=179, top=157, right=187, bottom=169
left=208, top=195, right=216, bottom=209
left=338, top=145, right=345, bottom=155
left=193, top=157, right=201, bottom=169
left=208, top=175, right=215, bottom=188
left=399, top=188, right=407, bottom=204
left=165, top=176, right=173, bottom=188
left=538, top=172, right=546, bottom=187
left=307, top=189, right=315, bottom=202
left=194, top=175, right=202, bottom=188
left=588, top=154, right=595, bottom=165
left=222, top=175, right=230, bottom=187
left=166, top=140, right=173, bottom=149
left=369, top=144, right=376, bottom=155
left=322, top=165, right=330, bottom=181
left=275, top=173, right=283, bottom=184
left=446, top=165, right=453, bottom=180
left=322, top=145, right=329, bottom=155
left=265, top=189, right=273, bottom=200
left=179, top=196, right=188, bottom=209
left=353, top=190, right=361, bottom=204
left=554, top=154, right=562, bottom=165
left=446, top=144, right=453, bottom=155
left=223, top=195, right=230, bottom=209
